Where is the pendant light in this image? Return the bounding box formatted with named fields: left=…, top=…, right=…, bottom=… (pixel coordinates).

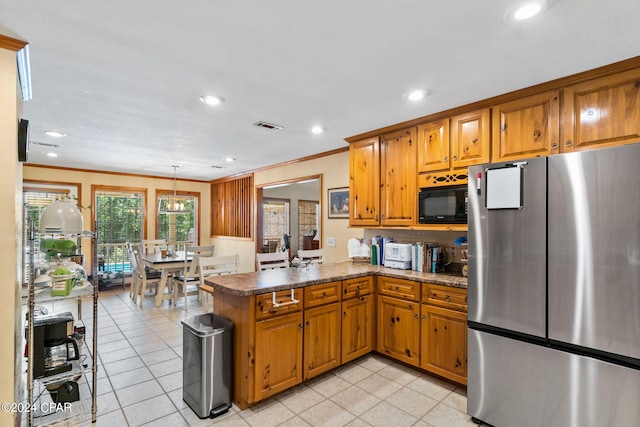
left=159, top=165, right=188, bottom=214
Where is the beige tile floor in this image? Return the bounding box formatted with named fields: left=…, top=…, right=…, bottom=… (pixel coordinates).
left=78, top=286, right=480, bottom=426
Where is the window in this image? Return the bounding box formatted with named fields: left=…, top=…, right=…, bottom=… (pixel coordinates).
left=298, top=200, right=319, bottom=249
left=157, top=191, right=198, bottom=247
left=93, top=186, right=146, bottom=276
left=22, top=182, right=80, bottom=283
left=263, top=198, right=289, bottom=252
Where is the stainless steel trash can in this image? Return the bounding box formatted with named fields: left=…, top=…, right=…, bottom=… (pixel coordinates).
left=181, top=313, right=233, bottom=418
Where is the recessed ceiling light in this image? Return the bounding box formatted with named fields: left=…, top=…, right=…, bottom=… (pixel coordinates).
left=200, top=95, right=225, bottom=106
left=223, top=156, right=236, bottom=163
left=515, top=3, right=541, bottom=19
left=46, top=152, right=58, bottom=157
left=44, top=130, right=66, bottom=137
left=309, top=126, right=325, bottom=134
left=404, top=89, right=430, bottom=102
left=505, top=1, right=548, bottom=22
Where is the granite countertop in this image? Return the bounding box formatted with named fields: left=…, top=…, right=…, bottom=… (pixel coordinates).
left=203, top=262, right=467, bottom=296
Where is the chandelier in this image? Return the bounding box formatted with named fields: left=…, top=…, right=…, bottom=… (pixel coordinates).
left=158, top=165, right=189, bottom=214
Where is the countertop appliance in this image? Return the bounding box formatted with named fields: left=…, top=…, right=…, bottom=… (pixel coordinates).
left=29, top=312, right=79, bottom=378
left=383, top=243, right=412, bottom=269
left=467, top=143, right=640, bottom=427
left=418, top=185, right=467, bottom=224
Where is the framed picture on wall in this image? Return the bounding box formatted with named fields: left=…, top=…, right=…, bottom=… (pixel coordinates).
left=328, top=187, right=349, bottom=219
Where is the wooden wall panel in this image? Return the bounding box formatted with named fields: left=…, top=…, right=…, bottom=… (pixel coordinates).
left=210, top=174, right=253, bottom=238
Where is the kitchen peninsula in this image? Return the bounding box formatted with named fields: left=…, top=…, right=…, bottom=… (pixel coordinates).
left=202, top=263, right=467, bottom=409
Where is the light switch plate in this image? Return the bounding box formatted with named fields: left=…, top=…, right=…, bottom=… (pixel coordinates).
left=326, top=237, right=336, bottom=247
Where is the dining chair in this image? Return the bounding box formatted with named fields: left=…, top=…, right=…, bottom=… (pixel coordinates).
left=256, top=251, right=289, bottom=270
left=198, top=254, right=239, bottom=310
left=126, top=243, right=139, bottom=299
left=172, top=245, right=215, bottom=309
left=141, top=239, right=168, bottom=276
left=297, top=248, right=325, bottom=265
left=129, top=243, right=162, bottom=307
left=141, top=239, right=167, bottom=254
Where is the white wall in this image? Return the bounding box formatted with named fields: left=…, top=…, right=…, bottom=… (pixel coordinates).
left=1, top=44, right=22, bottom=426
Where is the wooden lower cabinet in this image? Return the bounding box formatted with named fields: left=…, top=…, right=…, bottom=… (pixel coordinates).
left=303, top=303, right=341, bottom=380
left=420, top=304, right=468, bottom=385
left=214, top=276, right=467, bottom=410
left=341, top=294, right=373, bottom=363
left=376, top=295, right=420, bottom=367
left=254, top=311, right=303, bottom=401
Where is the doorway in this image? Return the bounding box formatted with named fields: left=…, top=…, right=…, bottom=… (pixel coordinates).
left=256, top=175, right=322, bottom=257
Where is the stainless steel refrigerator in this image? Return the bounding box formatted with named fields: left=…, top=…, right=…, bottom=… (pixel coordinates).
left=467, top=143, right=640, bottom=427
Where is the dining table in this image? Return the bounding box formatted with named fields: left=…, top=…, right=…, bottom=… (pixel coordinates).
left=140, top=251, right=191, bottom=306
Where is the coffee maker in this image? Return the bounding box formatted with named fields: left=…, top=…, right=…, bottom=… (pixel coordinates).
left=27, top=312, right=79, bottom=379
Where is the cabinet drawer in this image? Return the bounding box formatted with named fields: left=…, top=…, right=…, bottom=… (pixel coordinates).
left=304, top=281, right=340, bottom=308
left=256, top=288, right=303, bottom=320
left=342, top=276, right=373, bottom=299
left=423, top=284, right=467, bottom=312
left=377, top=277, right=420, bottom=301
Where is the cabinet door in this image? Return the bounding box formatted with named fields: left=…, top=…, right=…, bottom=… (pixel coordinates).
left=377, top=295, right=420, bottom=367
left=492, top=90, right=560, bottom=162
left=563, top=68, right=640, bottom=152
left=451, top=108, right=491, bottom=168
left=341, top=294, right=373, bottom=364
left=421, top=305, right=467, bottom=385
left=349, top=137, right=380, bottom=226
left=380, top=128, right=417, bottom=226
left=417, top=119, right=450, bottom=173
left=254, top=312, right=303, bottom=400
left=304, top=303, right=341, bottom=380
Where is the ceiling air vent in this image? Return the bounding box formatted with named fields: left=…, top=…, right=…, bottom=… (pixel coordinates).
left=31, top=141, right=60, bottom=148
left=253, top=121, right=284, bottom=131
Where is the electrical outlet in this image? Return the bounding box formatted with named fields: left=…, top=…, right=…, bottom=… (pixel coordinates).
left=326, top=237, right=336, bottom=247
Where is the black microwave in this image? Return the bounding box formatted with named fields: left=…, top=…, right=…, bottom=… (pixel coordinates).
left=418, top=185, right=468, bottom=224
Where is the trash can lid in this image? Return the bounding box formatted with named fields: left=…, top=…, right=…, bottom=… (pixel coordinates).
left=181, top=313, right=233, bottom=336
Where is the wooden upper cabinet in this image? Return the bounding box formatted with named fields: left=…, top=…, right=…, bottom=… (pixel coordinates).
left=491, top=90, right=560, bottom=162
left=563, top=68, right=640, bottom=152
left=417, top=119, right=450, bottom=173
left=451, top=108, right=490, bottom=168
left=380, top=128, right=417, bottom=226
left=349, top=137, right=380, bottom=226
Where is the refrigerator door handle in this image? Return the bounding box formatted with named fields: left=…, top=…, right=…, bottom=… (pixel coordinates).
left=504, top=161, right=528, bottom=168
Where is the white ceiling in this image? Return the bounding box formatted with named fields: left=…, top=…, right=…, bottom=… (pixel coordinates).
left=2, top=0, right=640, bottom=181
